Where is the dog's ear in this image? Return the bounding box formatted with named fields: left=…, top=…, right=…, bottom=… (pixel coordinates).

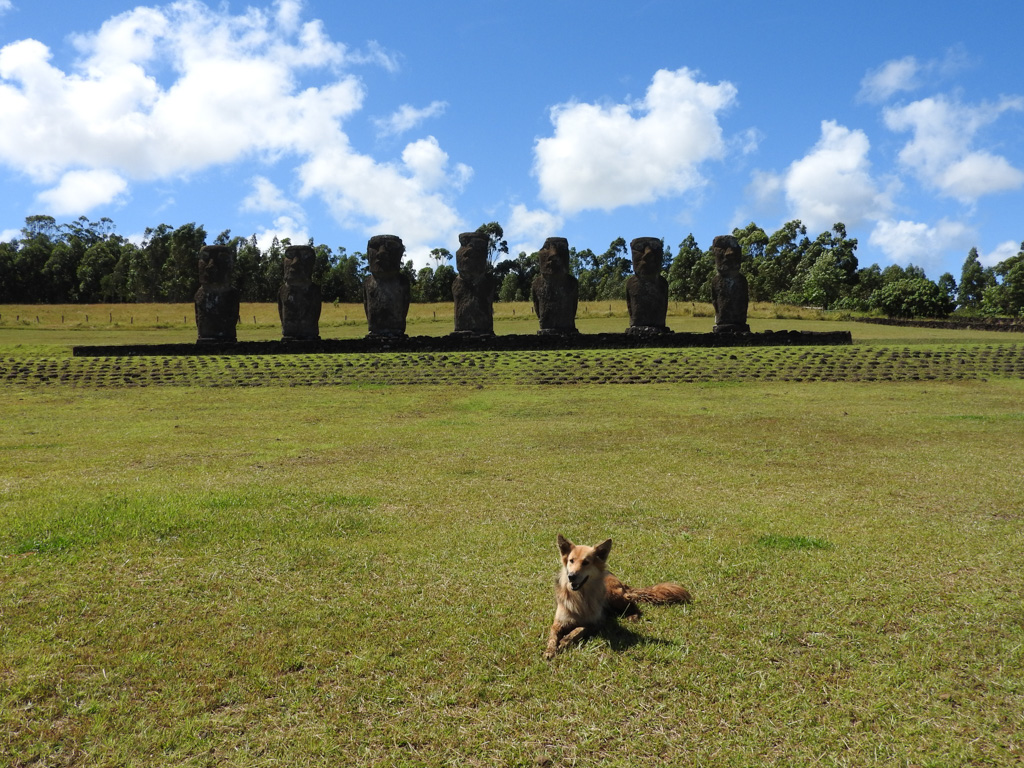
left=557, top=534, right=573, bottom=556
left=593, top=538, right=612, bottom=562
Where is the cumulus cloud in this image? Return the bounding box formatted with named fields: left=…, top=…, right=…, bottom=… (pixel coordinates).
left=755, top=120, right=892, bottom=233
left=859, top=47, right=974, bottom=104
left=979, top=240, right=1020, bottom=268
left=505, top=204, right=565, bottom=256
left=533, top=67, right=738, bottom=215
left=868, top=218, right=974, bottom=268
left=0, top=1, right=466, bottom=252
left=299, top=137, right=469, bottom=261
left=374, top=101, right=448, bottom=137
left=36, top=169, right=129, bottom=215
left=0, top=1, right=12, bottom=14
left=858, top=56, right=921, bottom=103
left=884, top=95, right=1024, bottom=201
left=243, top=176, right=304, bottom=216
left=252, top=216, right=310, bottom=249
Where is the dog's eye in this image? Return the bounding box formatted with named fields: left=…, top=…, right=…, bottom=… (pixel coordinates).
left=568, top=558, right=574, bottom=563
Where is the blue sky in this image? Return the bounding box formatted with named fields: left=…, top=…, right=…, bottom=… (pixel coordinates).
left=1, top=0, right=1023, bottom=278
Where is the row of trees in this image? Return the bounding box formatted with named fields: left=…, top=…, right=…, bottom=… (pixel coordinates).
left=1, top=215, right=1022, bottom=317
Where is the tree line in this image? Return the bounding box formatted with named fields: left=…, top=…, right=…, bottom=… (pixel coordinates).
left=1, top=214, right=1022, bottom=318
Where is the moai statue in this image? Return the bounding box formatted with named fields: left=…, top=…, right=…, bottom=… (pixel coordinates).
left=278, top=244, right=322, bottom=341
left=625, top=236, right=670, bottom=334
left=362, top=234, right=410, bottom=338
left=451, top=231, right=495, bottom=336
left=531, top=237, right=579, bottom=335
left=710, top=235, right=750, bottom=333
left=194, top=245, right=240, bottom=343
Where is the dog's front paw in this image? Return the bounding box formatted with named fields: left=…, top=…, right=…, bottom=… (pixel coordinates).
left=558, top=626, right=587, bottom=649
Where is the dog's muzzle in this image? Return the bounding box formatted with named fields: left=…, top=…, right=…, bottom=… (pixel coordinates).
left=568, top=574, right=589, bottom=591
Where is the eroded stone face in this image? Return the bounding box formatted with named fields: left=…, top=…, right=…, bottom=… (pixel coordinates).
left=710, top=235, right=750, bottom=333
left=630, top=237, right=663, bottom=277
left=195, top=245, right=240, bottom=343
left=532, top=237, right=579, bottom=335
left=363, top=235, right=410, bottom=337
left=626, top=237, right=670, bottom=334
left=452, top=232, right=495, bottom=336
left=537, top=237, right=571, bottom=277
left=367, top=234, right=404, bottom=278
left=278, top=245, right=322, bottom=341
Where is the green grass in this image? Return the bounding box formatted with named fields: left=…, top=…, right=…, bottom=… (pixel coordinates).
left=1, top=312, right=1023, bottom=766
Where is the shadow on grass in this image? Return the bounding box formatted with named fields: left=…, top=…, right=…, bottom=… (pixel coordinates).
left=598, top=620, right=676, bottom=652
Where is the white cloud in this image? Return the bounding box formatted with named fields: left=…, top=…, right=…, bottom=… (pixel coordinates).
left=1, top=228, right=21, bottom=242
left=506, top=204, right=565, bottom=256
left=374, top=101, right=448, bottom=137
left=869, top=218, right=974, bottom=268
left=884, top=95, right=1024, bottom=201
left=242, top=176, right=303, bottom=217
left=0, top=1, right=12, bottom=15
left=0, top=2, right=467, bottom=262
left=252, top=215, right=310, bottom=249
left=858, top=56, right=920, bottom=103
left=36, top=169, right=129, bottom=215
left=979, top=240, right=1020, bottom=268
left=533, top=67, right=737, bottom=215
left=299, top=137, right=468, bottom=263
left=760, top=120, right=892, bottom=233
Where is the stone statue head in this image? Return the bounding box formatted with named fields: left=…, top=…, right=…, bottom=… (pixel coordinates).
left=367, top=235, right=405, bottom=278
left=283, top=244, right=316, bottom=286
left=711, top=235, right=742, bottom=274
left=456, top=232, right=489, bottom=278
left=197, top=245, right=234, bottom=289
left=538, top=237, right=570, bottom=277
left=630, top=237, right=663, bottom=277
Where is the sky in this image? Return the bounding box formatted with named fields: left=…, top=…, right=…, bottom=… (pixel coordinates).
left=1, top=0, right=1023, bottom=278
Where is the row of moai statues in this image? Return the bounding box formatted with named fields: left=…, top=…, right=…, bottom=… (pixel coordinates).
left=193, top=234, right=749, bottom=343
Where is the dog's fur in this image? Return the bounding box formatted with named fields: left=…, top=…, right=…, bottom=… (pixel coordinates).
left=544, top=534, right=692, bottom=658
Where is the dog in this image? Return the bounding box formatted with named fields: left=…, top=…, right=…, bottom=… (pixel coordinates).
left=544, top=534, right=692, bottom=659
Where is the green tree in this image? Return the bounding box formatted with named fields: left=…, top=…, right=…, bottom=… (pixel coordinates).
left=936, top=272, right=957, bottom=308
left=157, top=223, right=208, bottom=302
left=745, top=220, right=809, bottom=302
left=800, top=251, right=846, bottom=309
left=77, top=238, right=128, bottom=303
left=0, top=240, right=18, bottom=302
left=667, top=234, right=709, bottom=301
left=980, top=242, right=1024, bottom=316
left=498, top=271, right=522, bottom=302
left=594, top=237, right=631, bottom=300
left=957, top=247, right=993, bottom=310
left=872, top=278, right=953, bottom=318
left=475, top=222, right=508, bottom=265
left=494, top=251, right=537, bottom=302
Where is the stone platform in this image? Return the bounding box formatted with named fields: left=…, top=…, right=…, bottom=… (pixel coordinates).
left=73, top=330, right=852, bottom=357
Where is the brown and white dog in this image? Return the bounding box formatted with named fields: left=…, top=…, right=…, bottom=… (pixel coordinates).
left=544, top=534, right=692, bottom=658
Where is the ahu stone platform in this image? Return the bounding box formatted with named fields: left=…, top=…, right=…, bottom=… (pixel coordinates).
left=73, top=329, right=852, bottom=357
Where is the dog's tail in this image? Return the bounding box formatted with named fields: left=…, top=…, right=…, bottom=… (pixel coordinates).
left=624, top=582, right=692, bottom=604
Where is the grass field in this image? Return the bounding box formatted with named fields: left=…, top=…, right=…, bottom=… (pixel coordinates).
left=2, top=305, right=1023, bottom=766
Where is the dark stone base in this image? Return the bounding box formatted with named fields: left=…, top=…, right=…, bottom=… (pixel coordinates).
left=537, top=329, right=580, bottom=337
left=365, top=332, right=408, bottom=341
left=626, top=326, right=672, bottom=337
left=713, top=324, right=751, bottom=334
left=74, top=330, right=853, bottom=357
left=197, top=335, right=238, bottom=344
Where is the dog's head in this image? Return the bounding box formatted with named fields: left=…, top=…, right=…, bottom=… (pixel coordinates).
left=557, top=535, right=611, bottom=591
